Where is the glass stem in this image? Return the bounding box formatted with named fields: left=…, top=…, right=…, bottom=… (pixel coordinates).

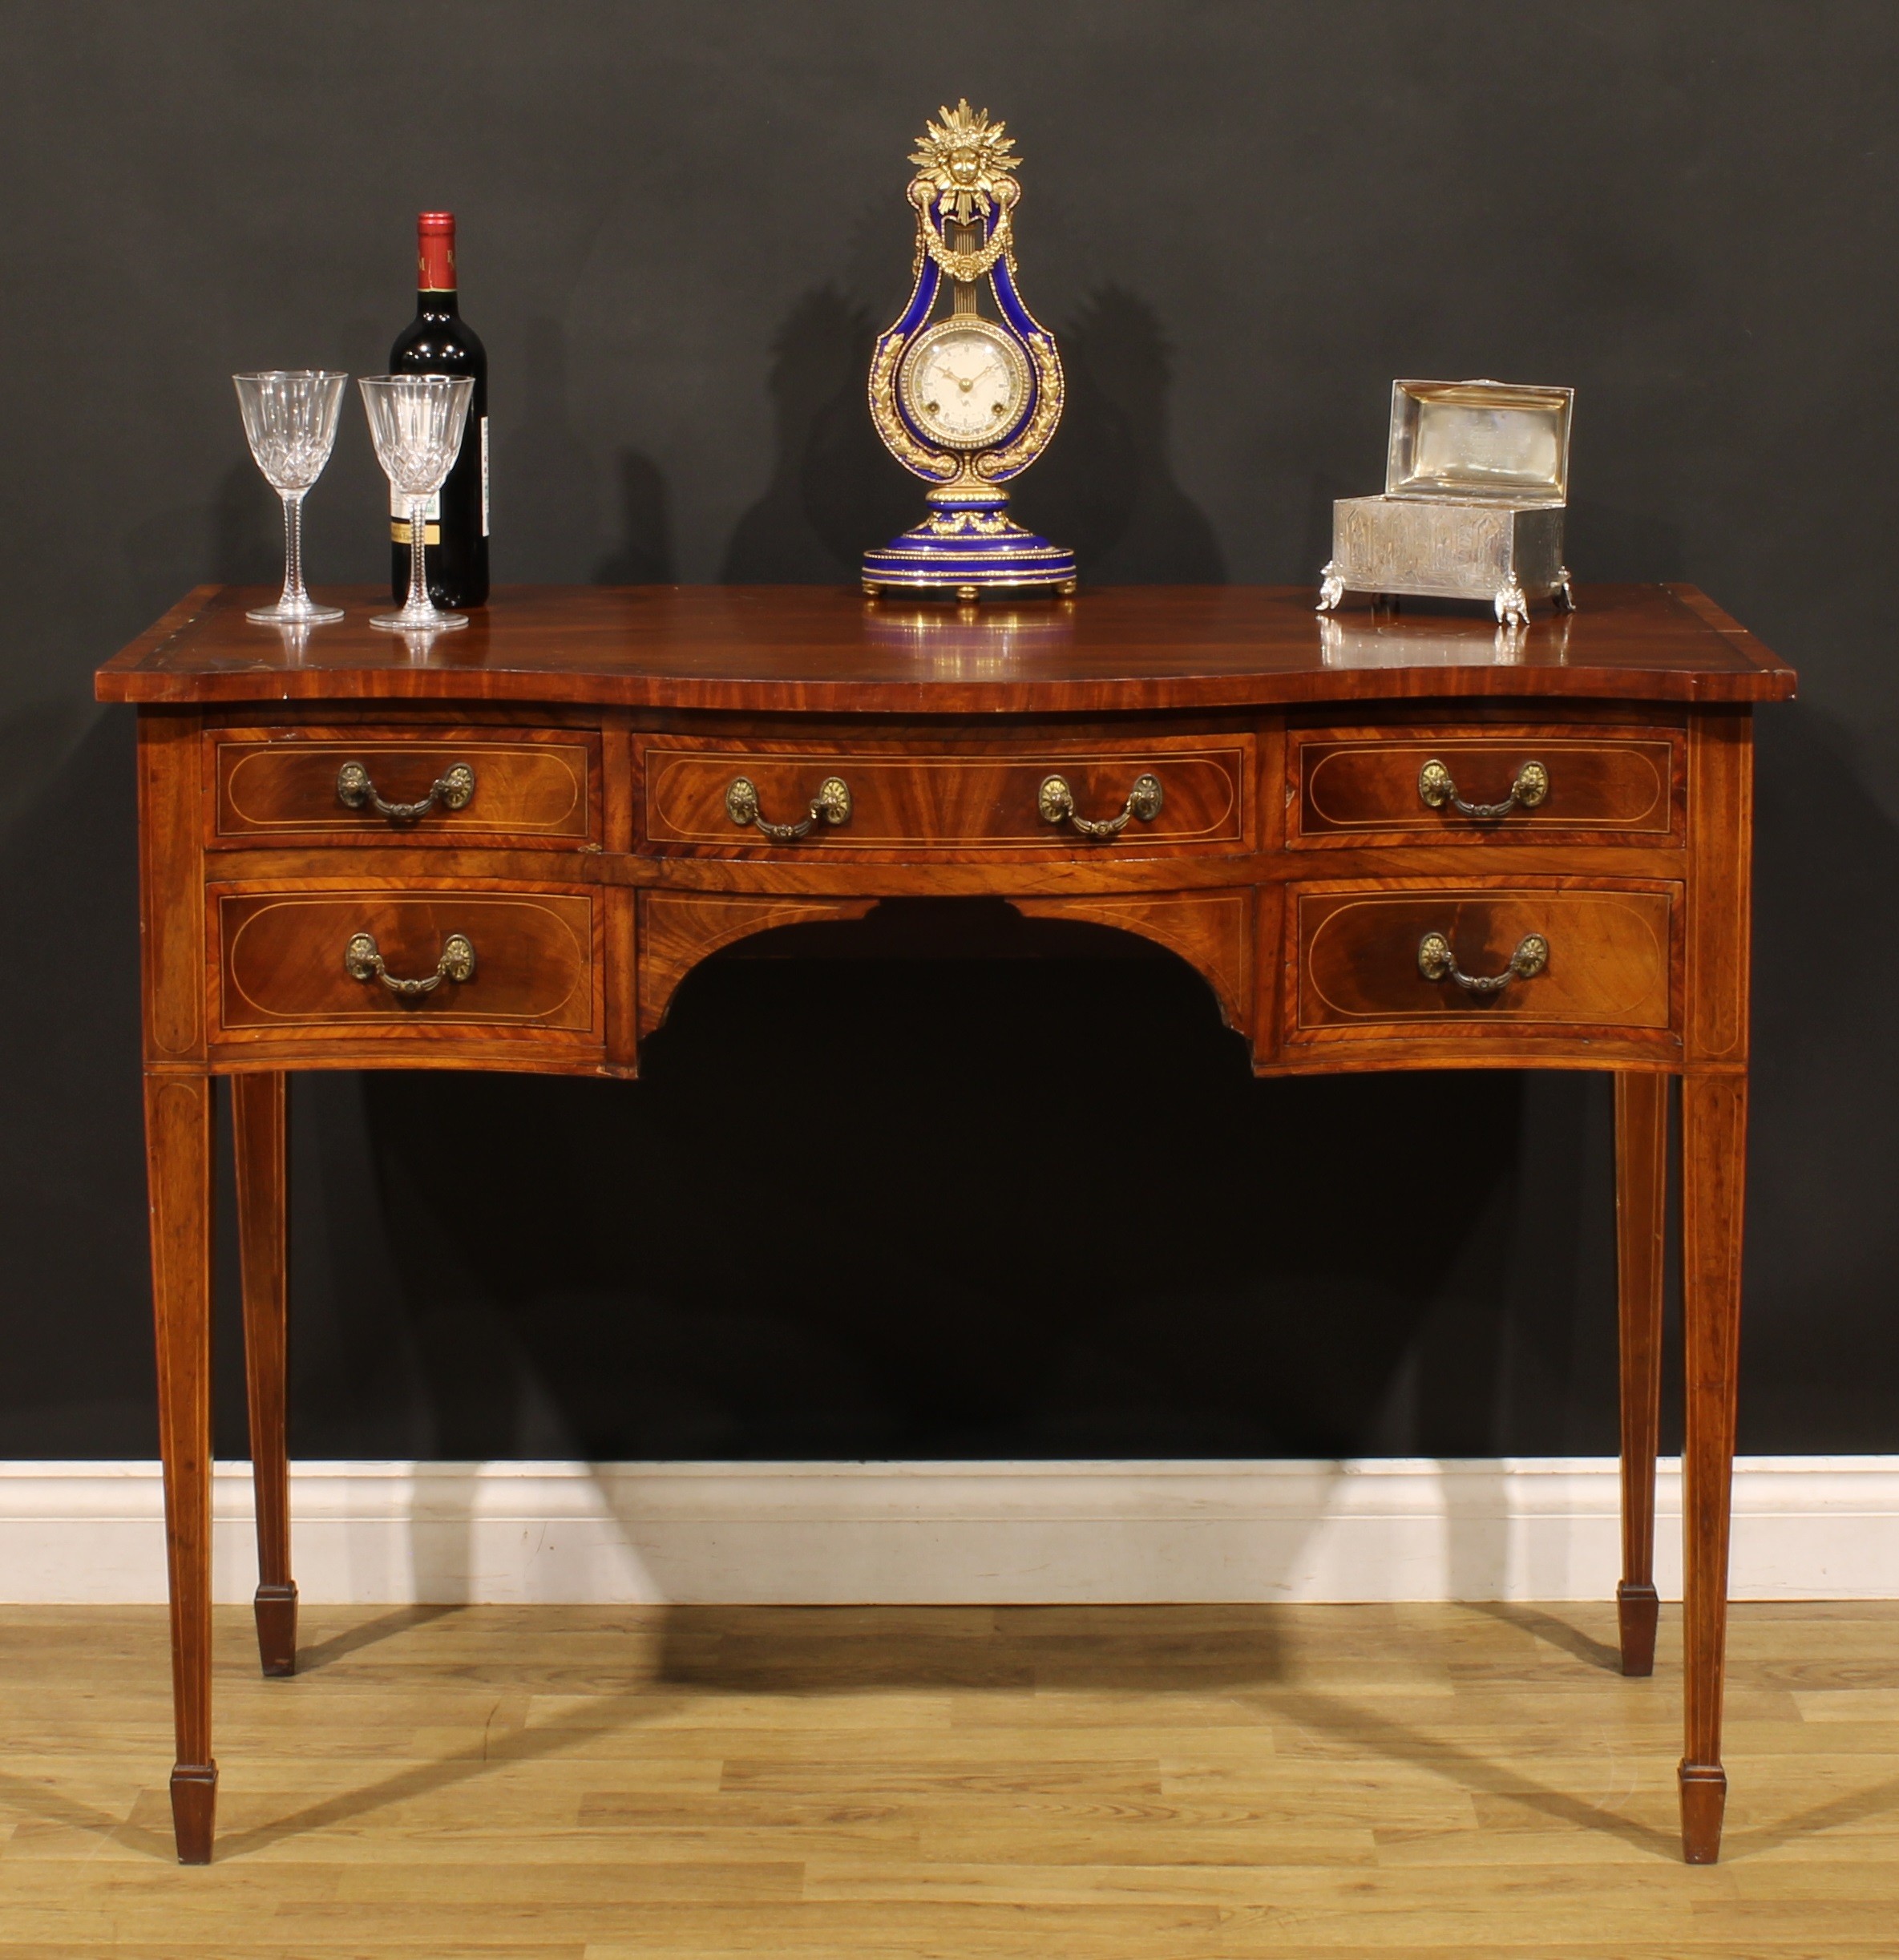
left=407, top=496, right=431, bottom=613
left=281, top=491, right=308, bottom=609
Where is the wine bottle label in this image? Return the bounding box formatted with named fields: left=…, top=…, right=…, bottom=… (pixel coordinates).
left=481, top=417, right=490, bottom=538
left=390, top=487, right=442, bottom=521
left=390, top=519, right=442, bottom=546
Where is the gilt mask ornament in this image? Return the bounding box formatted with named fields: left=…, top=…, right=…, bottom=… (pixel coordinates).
left=861, top=102, right=1076, bottom=600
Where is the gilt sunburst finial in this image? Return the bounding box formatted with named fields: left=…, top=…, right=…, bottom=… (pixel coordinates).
left=908, top=99, right=1020, bottom=226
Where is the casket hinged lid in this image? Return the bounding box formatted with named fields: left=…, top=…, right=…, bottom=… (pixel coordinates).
left=1384, top=379, right=1574, bottom=507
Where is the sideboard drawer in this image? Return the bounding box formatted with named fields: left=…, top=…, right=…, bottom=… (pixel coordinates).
left=1291, top=726, right=1682, bottom=847
left=640, top=734, right=1251, bottom=855
left=1287, top=879, right=1677, bottom=1044
left=215, top=887, right=598, bottom=1038
left=211, top=729, right=598, bottom=846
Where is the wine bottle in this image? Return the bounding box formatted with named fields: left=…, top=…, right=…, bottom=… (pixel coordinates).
left=388, top=211, right=489, bottom=606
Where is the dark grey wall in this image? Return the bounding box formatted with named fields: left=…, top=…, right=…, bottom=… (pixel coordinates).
left=2, top=1, right=1894, bottom=1461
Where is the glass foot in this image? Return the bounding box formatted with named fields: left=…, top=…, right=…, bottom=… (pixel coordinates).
left=247, top=599, right=344, bottom=625
left=370, top=605, right=467, bottom=632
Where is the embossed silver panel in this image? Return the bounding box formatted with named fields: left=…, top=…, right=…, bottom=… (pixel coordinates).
left=1331, top=499, right=1565, bottom=602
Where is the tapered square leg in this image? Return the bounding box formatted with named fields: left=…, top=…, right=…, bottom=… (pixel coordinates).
left=234, top=1070, right=297, bottom=1677
left=169, top=1764, right=218, bottom=1866
left=1679, top=1762, right=1728, bottom=1865
left=1617, top=1581, right=1659, bottom=1679
left=145, top=1072, right=218, bottom=1863
left=1679, top=1070, right=1746, bottom=1864
left=1614, top=1070, right=1668, bottom=1678
left=253, top=1582, right=299, bottom=1678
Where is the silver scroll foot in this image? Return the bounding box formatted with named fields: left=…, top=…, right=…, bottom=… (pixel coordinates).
left=1493, top=580, right=1530, bottom=629
left=1554, top=568, right=1576, bottom=612
left=1317, top=562, right=1345, bottom=612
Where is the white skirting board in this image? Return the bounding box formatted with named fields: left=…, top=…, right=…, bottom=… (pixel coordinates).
left=2, top=1457, right=1896, bottom=1606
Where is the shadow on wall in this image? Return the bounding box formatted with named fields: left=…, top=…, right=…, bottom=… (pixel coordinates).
left=1016, top=285, right=1225, bottom=584
left=721, top=286, right=911, bottom=582
left=316, top=907, right=1635, bottom=1636
left=347, top=905, right=1574, bottom=1465
left=721, top=283, right=1224, bottom=584
left=123, top=459, right=281, bottom=624
left=488, top=315, right=676, bottom=584
left=501, top=317, right=606, bottom=582
left=596, top=451, right=675, bottom=584
left=212, top=459, right=286, bottom=586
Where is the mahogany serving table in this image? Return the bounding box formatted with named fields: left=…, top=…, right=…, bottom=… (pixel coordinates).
left=97, top=583, right=1795, bottom=1864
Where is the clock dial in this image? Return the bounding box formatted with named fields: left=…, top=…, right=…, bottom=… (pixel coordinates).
left=901, top=320, right=1030, bottom=449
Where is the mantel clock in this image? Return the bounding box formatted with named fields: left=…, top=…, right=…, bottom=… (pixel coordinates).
left=862, top=102, right=1076, bottom=599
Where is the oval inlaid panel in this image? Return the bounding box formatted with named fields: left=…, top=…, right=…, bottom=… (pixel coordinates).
left=1295, top=729, right=1678, bottom=843
left=1295, top=884, right=1674, bottom=1033
left=215, top=733, right=592, bottom=841
left=220, top=890, right=595, bottom=1032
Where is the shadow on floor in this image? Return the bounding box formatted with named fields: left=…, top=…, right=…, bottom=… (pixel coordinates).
left=295, top=1602, right=464, bottom=1674
left=18, top=1603, right=1897, bottom=1868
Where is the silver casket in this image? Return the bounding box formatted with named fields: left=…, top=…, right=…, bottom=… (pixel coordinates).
left=1318, top=379, right=1574, bottom=628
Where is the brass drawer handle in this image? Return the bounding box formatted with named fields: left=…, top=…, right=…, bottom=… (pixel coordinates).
left=725, top=774, right=852, bottom=841
left=1038, top=771, right=1164, bottom=839
left=1418, top=757, right=1548, bottom=819
left=344, top=931, right=475, bottom=996
left=336, top=758, right=476, bottom=822
left=1418, top=930, right=1549, bottom=995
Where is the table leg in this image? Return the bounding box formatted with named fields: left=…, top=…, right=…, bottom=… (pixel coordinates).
left=1614, top=1071, right=1667, bottom=1677
left=234, top=1070, right=296, bottom=1678
left=144, top=1071, right=217, bottom=1864
left=1679, top=1069, right=1746, bottom=1863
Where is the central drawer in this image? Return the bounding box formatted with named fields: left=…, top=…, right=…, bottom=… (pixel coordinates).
left=640, top=734, right=1252, bottom=855
left=214, top=886, right=599, bottom=1041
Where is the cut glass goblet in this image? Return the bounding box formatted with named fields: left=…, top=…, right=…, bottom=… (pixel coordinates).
left=358, top=374, right=475, bottom=632
left=233, top=370, right=349, bottom=625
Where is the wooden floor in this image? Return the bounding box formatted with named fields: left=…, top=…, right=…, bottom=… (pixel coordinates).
left=3, top=1602, right=1899, bottom=1957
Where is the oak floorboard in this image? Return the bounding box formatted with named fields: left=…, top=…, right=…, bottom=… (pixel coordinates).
left=3, top=1602, right=1898, bottom=1957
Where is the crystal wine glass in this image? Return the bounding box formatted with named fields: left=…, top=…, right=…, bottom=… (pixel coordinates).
left=358, top=374, right=475, bottom=632
left=232, top=370, right=349, bottom=625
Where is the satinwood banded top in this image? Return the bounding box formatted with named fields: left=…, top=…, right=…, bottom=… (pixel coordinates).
left=96, top=584, right=1796, bottom=714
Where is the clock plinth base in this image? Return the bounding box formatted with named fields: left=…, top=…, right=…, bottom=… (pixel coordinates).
left=863, top=491, right=1076, bottom=599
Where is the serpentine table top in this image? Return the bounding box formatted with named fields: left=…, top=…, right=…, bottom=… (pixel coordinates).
left=96, top=582, right=1795, bottom=709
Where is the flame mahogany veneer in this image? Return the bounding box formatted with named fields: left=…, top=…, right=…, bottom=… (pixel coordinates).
left=99, top=583, right=1794, bottom=1866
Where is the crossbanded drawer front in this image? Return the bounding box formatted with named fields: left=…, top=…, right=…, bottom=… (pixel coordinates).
left=216, top=889, right=597, bottom=1034
left=641, top=737, right=1251, bottom=851
left=1290, top=882, right=1676, bottom=1038
left=1291, top=727, right=1681, bottom=845
left=212, top=730, right=596, bottom=843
